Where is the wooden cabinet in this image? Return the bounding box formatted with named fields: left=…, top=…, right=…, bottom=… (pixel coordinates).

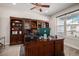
left=54, top=39, right=64, bottom=56
left=10, top=35, right=18, bottom=45
left=10, top=17, right=49, bottom=45
left=24, top=20, right=49, bottom=42
left=25, top=39, right=64, bottom=56
left=25, top=41, right=54, bottom=56
left=10, top=18, right=24, bottom=45
left=31, top=20, right=37, bottom=29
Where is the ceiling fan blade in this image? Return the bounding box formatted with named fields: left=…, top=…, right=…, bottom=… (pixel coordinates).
left=30, top=7, right=36, bottom=10
left=31, top=3, right=49, bottom=8
left=41, top=5, right=50, bottom=7
left=31, top=3, right=38, bottom=6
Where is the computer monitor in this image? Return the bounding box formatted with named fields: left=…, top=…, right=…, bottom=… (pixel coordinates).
left=38, top=28, right=50, bottom=37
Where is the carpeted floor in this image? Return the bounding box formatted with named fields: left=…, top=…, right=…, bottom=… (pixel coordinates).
left=0, top=45, right=21, bottom=56
left=64, top=45, right=79, bottom=56
left=0, top=44, right=79, bottom=56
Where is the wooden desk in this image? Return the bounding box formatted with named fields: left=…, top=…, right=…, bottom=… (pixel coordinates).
left=24, top=39, right=64, bottom=56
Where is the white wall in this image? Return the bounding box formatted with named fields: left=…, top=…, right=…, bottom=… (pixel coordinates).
left=50, top=4, right=79, bottom=49
left=0, top=6, right=48, bottom=45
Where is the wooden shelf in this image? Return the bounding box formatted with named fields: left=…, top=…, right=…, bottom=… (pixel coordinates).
left=10, top=18, right=24, bottom=45
left=10, top=16, right=49, bottom=45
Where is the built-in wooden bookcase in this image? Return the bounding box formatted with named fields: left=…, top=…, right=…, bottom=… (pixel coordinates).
left=31, top=20, right=37, bottom=29
left=31, top=20, right=37, bottom=33
left=10, top=17, right=49, bottom=45
left=10, top=18, right=24, bottom=45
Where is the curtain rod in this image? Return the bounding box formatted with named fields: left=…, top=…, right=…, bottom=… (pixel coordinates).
left=56, top=9, right=79, bottom=18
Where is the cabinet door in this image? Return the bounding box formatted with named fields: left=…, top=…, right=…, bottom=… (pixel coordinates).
left=55, top=40, right=64, bottom=56
left=48, top=41, right=54, bottom=56
left=25, top=41, right=55, bottom=56
left=18, top=35, right=24, bottom=44
left=10, top=35, right=19, bottom=45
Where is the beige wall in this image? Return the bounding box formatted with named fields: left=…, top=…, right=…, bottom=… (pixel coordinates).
left=50, top=4, right=79, bottom=35
left=0, top=20, right=1, bottom=37
left=49, top=17, right=57, bottom=36
left=0, top=6, right=48, bottom=45
left=49, top=4, right=79, bottom=49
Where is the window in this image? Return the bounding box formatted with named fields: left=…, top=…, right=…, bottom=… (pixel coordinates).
left=66, top=15, right=79, bottom=38
left=57, top=12, right=79, bottom=38
left=57, top=18, right=64, bottom=36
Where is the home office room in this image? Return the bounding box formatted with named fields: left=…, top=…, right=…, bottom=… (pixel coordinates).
left=0, top=1, right=79, bottom=59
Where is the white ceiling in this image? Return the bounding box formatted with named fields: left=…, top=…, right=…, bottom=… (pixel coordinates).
left=0, top=3, right=76, bottom=16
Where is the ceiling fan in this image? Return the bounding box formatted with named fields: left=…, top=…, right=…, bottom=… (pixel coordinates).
left=30, top=3, right=50, bottom=12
